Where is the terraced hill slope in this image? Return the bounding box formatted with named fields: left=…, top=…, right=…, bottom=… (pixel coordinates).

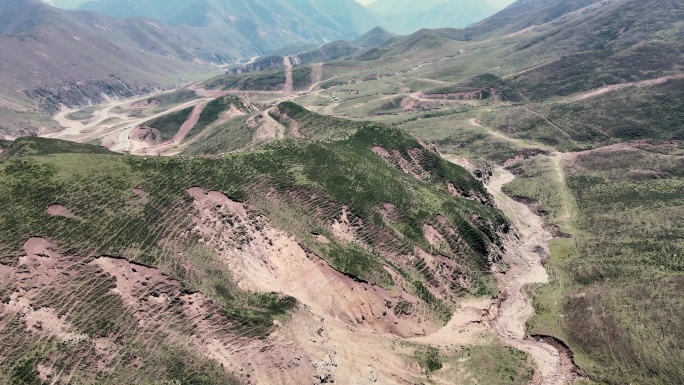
left=0, top=118, right=535, bottom=383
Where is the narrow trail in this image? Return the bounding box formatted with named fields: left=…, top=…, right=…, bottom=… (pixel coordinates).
left=485, top=167, right=574, bottom=385
left=568, top=73, right=684, bottom=102
left=549, top=153, right=574, bottom=222
left=469, top=118, right=558, bottom=153
left=283, top=56, right=294, bottom=94
left=308, top=63, right=323, bottom=92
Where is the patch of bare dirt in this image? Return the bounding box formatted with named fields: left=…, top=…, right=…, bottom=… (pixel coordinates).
left=283, top=56, right=294, bottom=94
left=371, top=146, right=390, bottom=157
left=131, top=99, right=160, bottom=108
left=400, top=96, right=443, bottom=112
left=187, top=187, right=426, bottom=337
left=130, top=125, right=162, bottom=145
left=331, top=205, right=360, bottom=244
left=423, top=223, right=449, bottom=251
left=309, top=63, right=323, bottom=92
left=171, top=102, right=206, bottom=144
left=570, top=73, right=684, bottom=101
left=483, top=167, right=578, bottom=384
left=270, top=107, right=305, bottom=139
left=247, top=112, right=279, bottom=145
left=502, top=148, right=549, bottom=168
left=376, top=202, right=400, bottom=225
left=46, top=204, right=76, bottom=218
left=194, top=89, right=232, bottom=98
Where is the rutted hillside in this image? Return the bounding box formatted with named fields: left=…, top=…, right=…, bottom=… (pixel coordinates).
left=0, top=121, right=522, bottom=383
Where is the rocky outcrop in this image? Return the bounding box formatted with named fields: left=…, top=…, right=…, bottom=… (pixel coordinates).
left=25, top=75, right=157, bottom=115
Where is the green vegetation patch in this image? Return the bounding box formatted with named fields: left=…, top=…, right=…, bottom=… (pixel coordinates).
left=3, top=137, right=115, bottom=157
left=145, top=106, right=194, bottom=141
left=414, top=345, right=442, bottom=373
left=292, top=66, right=313, bottom=90
left=182, top=115, right=253, bottom=155
left=152, top=88, right=199, bottom=106
left=65, top=106, right=97, bottom=121
left=189, top=96, right=247, bottom=141
left=273, top=101, right=361, bottom=141
left=440, top=344, right=534, bottom=385
left=204, top=70, right=286, bottom=91
left=524, top=147, right=684, bottom=385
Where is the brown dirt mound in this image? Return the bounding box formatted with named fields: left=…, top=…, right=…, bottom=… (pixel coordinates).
left=186, top=187, right=426, bottom=337
left=46, top=204, right=76, bottom=218
left=131, top=99, right=160, bottom=108
left=130, top=126, right=162, bottom=144
left=171, top=102, right=207, bottom=144
left=270, top=107, right=305, bottom=139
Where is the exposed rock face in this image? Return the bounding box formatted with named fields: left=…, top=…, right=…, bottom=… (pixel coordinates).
left=26, top=75, right=157, bottom=115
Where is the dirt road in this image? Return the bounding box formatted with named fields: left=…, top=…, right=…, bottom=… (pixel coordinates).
left=283, top=56, right=294, bottom=94
left=307, top=63, right=323, bottom=92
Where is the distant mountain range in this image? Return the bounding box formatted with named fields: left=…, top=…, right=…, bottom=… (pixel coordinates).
left=367, top=0, right=514, bottom=34
left=50, top=0, right=516, bottom=36
left=77, top=0, right=384, bottom=53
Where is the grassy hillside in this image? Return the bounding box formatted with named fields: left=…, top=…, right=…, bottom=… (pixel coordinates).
left=144, top=106, right=194, bottom=141
left=508, top=145, right=684, bottom=385
left=204, top=70, right=287, bottom=92
left=0, top=112, right=507, bottom=382
left=482, top=78, right=684, bottom=151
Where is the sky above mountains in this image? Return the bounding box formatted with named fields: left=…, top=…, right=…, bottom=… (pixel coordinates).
left=47, top=0, right=516, bottom=13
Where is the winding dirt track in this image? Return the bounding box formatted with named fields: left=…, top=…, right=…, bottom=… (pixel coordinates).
left=283, top=56, right=294, bottom=94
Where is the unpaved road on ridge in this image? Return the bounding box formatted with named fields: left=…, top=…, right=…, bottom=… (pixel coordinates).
left=283, top=56, right=294, bottom=94
left=306, top=63, right=324, bottom=92
left=484, top=166, right=575, bottom=385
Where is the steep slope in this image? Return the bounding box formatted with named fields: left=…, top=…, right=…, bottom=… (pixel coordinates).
left=0, top=0, right=229, bottom=136
left=79, top=0, right=387, bottom=53
left=368, top=0, right=512, bottom=34
left=467, top=0, right=604, bottom=37
left=42, top=0, right=87, bottom=8
left=0, top=117, right=515, bottom=383
left=237, top=1, right=683, bottom=383
left=353, top=27, right=395, bottom=48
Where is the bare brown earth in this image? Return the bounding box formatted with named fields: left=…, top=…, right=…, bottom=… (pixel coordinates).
left=46, top=204, right=77, bottom=218
left=569, top=73, right=684, bottom=101
left=173, top=102, right=207, bottom=144
left=479, top=166, right=578, bottom=384
left=184, top=187, right=500, bottom=384
left=0, top=238, right=316, bottom=384
left=247, top=109, right=285, bottom=145
left=269, top=107, right=305, bottom=139
left=283, top=56, right=294, bottom=95
left=309, top=63, right=324, bottom=92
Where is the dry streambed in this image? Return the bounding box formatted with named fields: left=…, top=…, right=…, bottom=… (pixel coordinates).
left=484, top=166, right=577, bottom=385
